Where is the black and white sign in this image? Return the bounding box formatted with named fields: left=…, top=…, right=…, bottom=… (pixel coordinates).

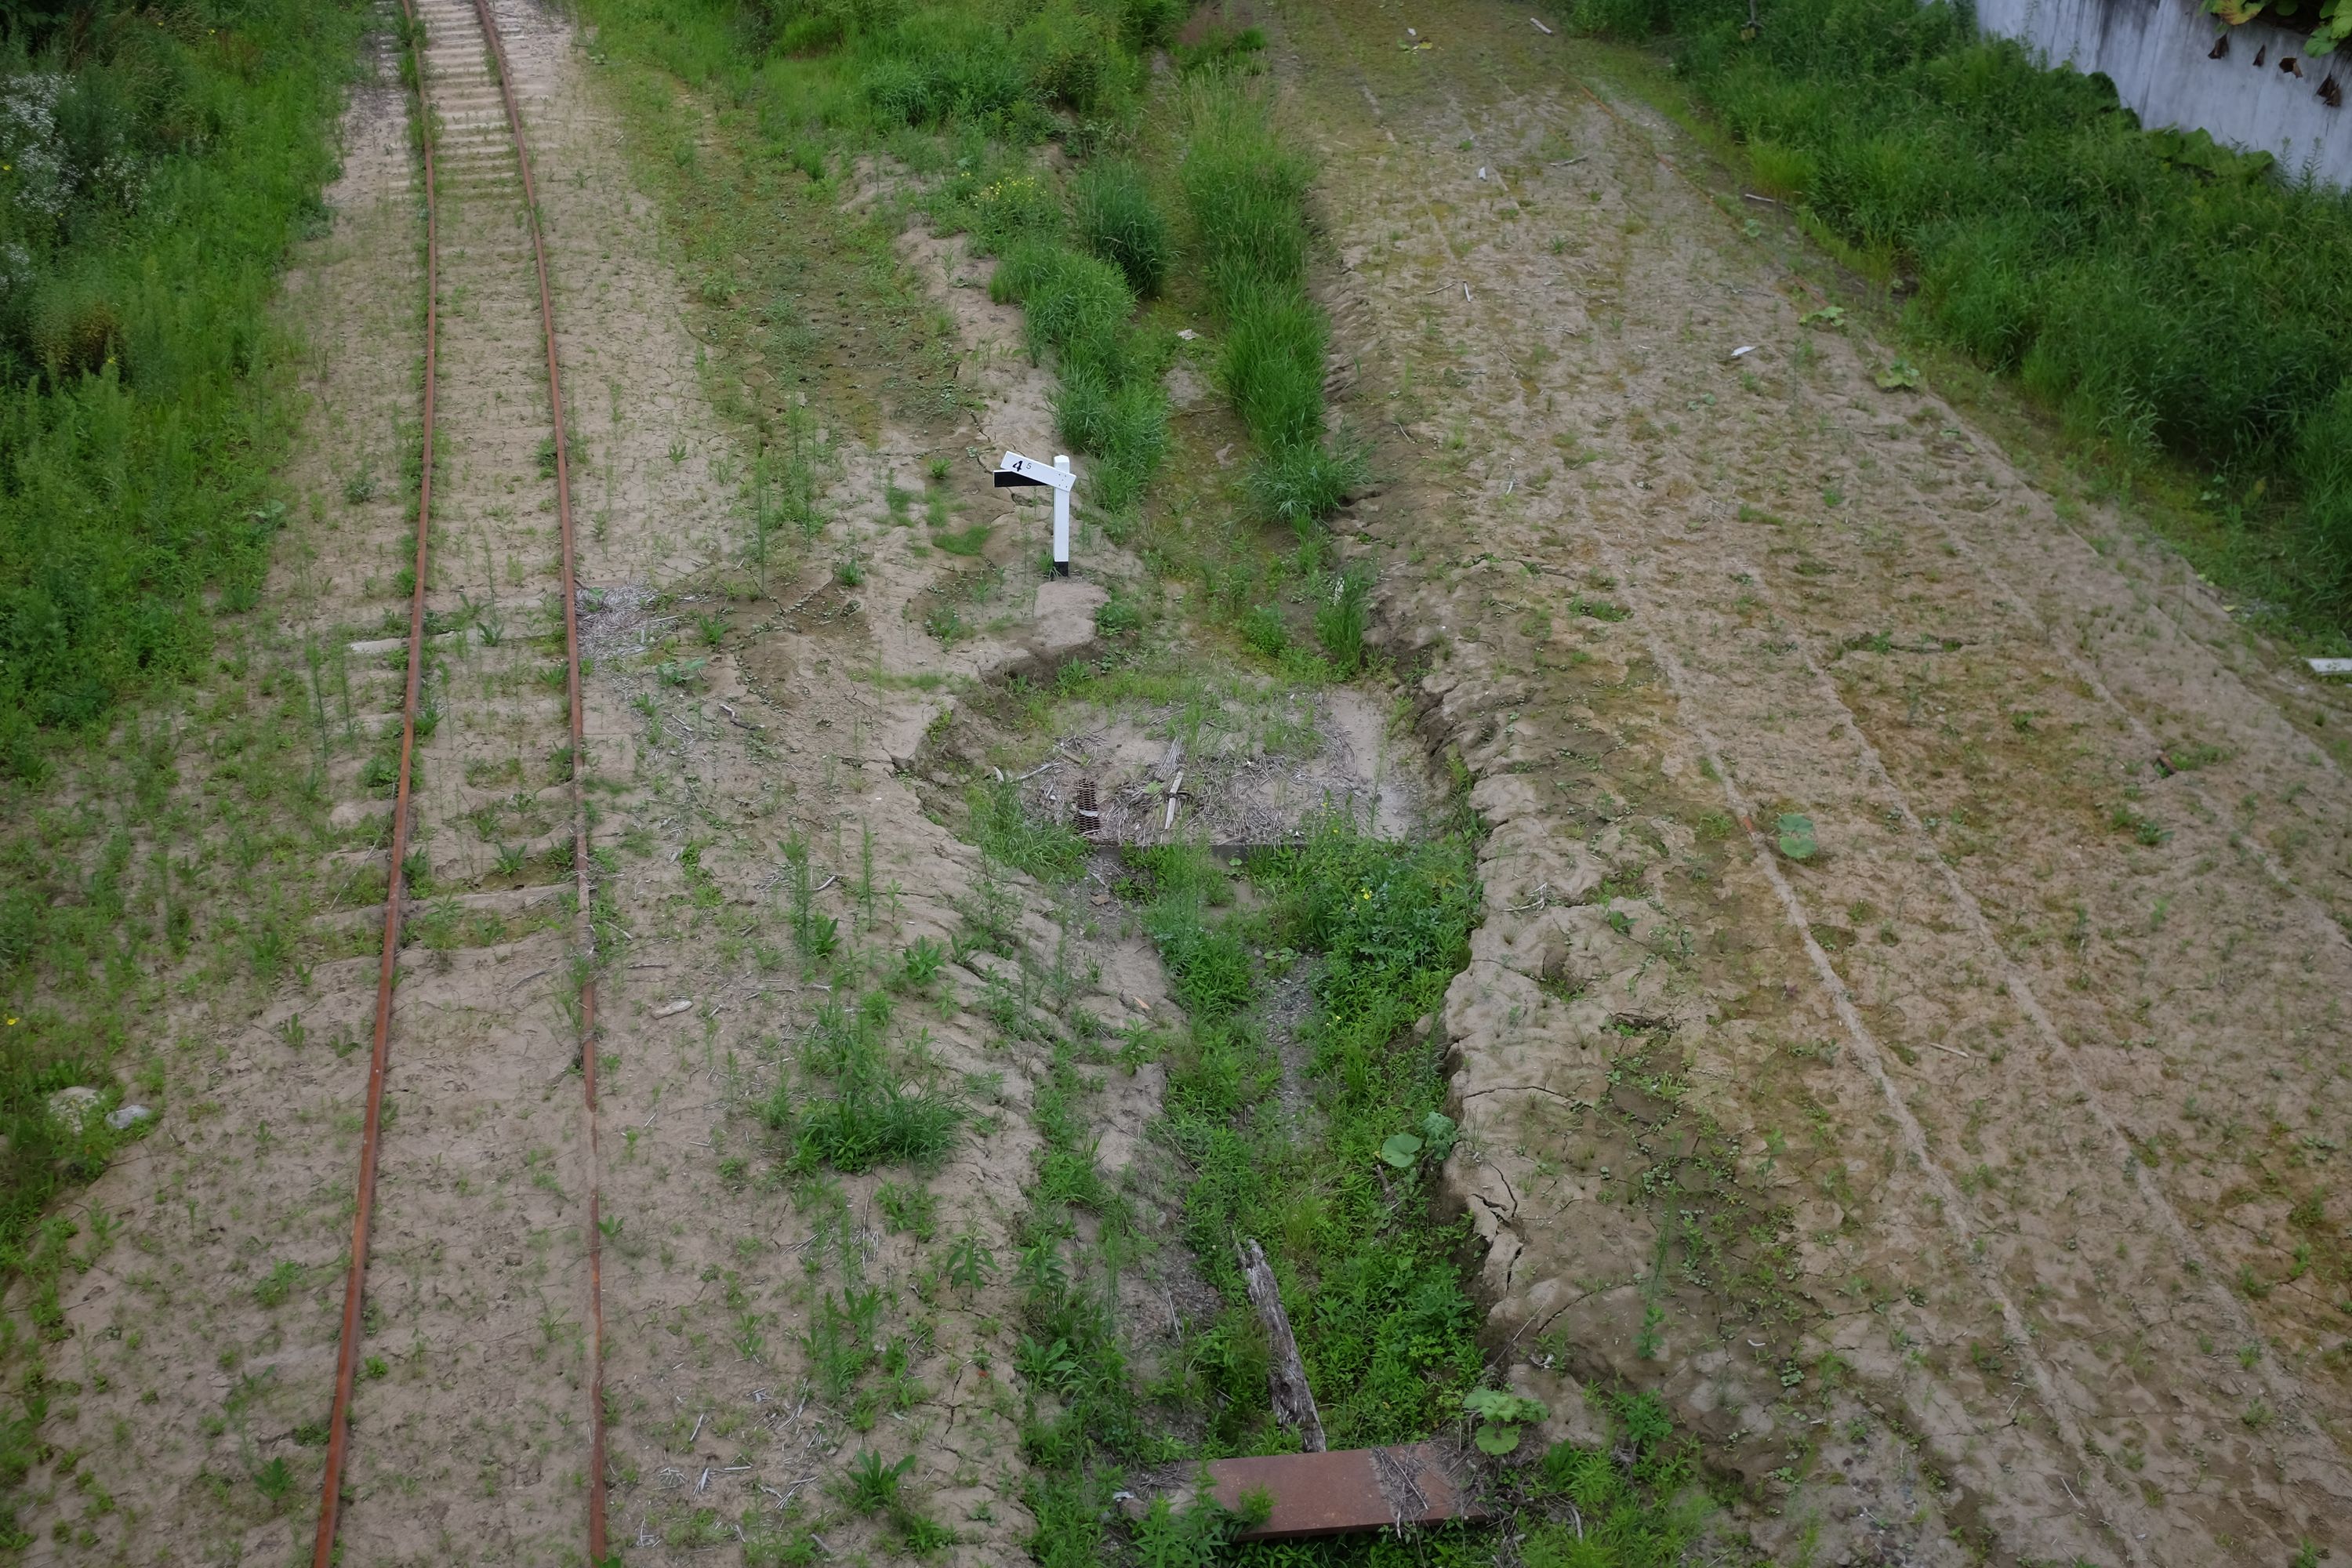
left=993, top=450, right=1076, bottom=577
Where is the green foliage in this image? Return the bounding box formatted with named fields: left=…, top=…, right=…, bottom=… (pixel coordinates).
left=990, top=235, right=1170, bottom=508
left=1465, top=1388, right=1547, bottom=1454
left=0, top=0, right=365, bottom=775
left=969, top=776, right=1090, bottom=881
left=1774, top=812, right=1816, bottom=861
left=763, top=992, right=963, bottom=1172
left=1314, top=564, right=1372, bottom=676
left=1072, top=159, right=1172, bottom=297
left=1137, top=816, right=1486, bottom=1449
left=1131, top=1490, right=1262, bottom=1568
left=1180, top=75, right=1312, bottom=312
left=1249, top=437, right=1367, bottom=535
left=1178, top=73, right=1359, bottom=533
left=1633, top=0, right=2352, bottom=627
left=1219, top=283, right=1327, bottom=451
left=837, top=1449, right=914, bottom=1514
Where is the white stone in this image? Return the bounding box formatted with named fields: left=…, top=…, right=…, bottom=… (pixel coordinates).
left=45, top=1086, right=102, bottom=1132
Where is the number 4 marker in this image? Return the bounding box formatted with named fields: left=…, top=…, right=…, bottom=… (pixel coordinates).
left=993, top=450, right=1076, bottom=577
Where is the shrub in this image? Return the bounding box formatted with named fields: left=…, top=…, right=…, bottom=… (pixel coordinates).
left=1071, top=160, right=1172, bottom=296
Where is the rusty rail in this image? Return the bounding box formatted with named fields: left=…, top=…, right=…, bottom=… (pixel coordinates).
left=310, top=0, right=437, bottom=1558
left=468, top=0, right=611, bottom=1555
left=310, top=0, right=608, bottom=1560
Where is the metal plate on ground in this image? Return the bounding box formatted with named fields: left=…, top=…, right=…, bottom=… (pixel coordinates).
left=1202, top=1443, right=1484, bottom=1540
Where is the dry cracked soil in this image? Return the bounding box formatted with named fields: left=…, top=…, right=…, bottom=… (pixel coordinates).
left=6, top=0, right=2351, bottom=1566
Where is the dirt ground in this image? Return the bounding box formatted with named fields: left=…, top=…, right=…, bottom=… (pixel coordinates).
left=1279, top=0, right=2352, bottom=1561
left=11, top=0, right=2352, bottom=1565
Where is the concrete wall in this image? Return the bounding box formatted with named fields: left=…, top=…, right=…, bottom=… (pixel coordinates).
left=1975, top=0, right=2352, bottom=187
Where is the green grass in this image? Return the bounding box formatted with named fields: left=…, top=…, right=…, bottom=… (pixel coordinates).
left=762, top=991, right=964, bottom=1172
left=1072, top=158, right=1174, bottom=297
left=0, top=0, right=368, bottom=777
left=1563, top=0, right=2352, bottom=636
left=1134, top=814, right=1486, bottom=1449
left=969, top=776, right=1091, bottom=881
left=1178, top=72, right=1363, bottom=533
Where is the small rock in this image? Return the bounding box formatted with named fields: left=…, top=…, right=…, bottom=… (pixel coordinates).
left=106, top=1105, right=151, bottom=1131
left=652, top=998, right=693, bottom=1019
left=45, top=1086, right=102, bottom=1132
left=1413, top=1014, right=1435, bottom=1038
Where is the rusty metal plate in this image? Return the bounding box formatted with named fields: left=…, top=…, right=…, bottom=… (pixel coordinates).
left=1202, top=1443, right=1484, bottom=1540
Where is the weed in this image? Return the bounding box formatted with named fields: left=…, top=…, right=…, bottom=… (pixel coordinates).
left=898, top=937, right=946, bottom=989
left=969, top=777, right=1089, bottom=881
left=838, top=1450, right=913, bottom=1515
left=764, top=992, right=963, bottom=1173
left=877, top=1180, right=938, bottom=1240
left=1314, top=566, right=1374, bottom=677
left=1133, top=815, right=1486, bottom=1448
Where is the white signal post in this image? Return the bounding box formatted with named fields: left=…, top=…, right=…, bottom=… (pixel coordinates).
left=993, top=449, right=1078, bottom=577
left=1051, top=454, right=1072, bottom=577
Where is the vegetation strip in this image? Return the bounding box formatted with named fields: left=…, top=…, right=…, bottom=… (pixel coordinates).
left=0, top=0, right=367, bottom=778
left=1559, top=0, right=2352, bottom=640
left=307, top=2, right=440, bottom=1555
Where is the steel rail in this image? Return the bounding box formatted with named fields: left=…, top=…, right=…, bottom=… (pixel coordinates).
left=467, top=0, right=611, bottom=1556
left=309, top=1, right=610, bottom=1559
left=310, top=0, right=437, bottom=1557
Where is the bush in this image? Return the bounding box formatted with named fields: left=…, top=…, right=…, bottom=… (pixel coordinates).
left=1071, top=159, right=1172, bottom=297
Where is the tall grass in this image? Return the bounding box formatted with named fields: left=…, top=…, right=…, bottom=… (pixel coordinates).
left=1563, top=0, right=2352, bottom=630
left=0, top=0, right=366, bottom=777
left=1071, top=158, right=1172, bottom=296
left=1179, top=72, right=1363, bottom=533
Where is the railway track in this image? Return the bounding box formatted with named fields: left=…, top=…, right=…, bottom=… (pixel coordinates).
left=311, top=0, right=607, bottom=1559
